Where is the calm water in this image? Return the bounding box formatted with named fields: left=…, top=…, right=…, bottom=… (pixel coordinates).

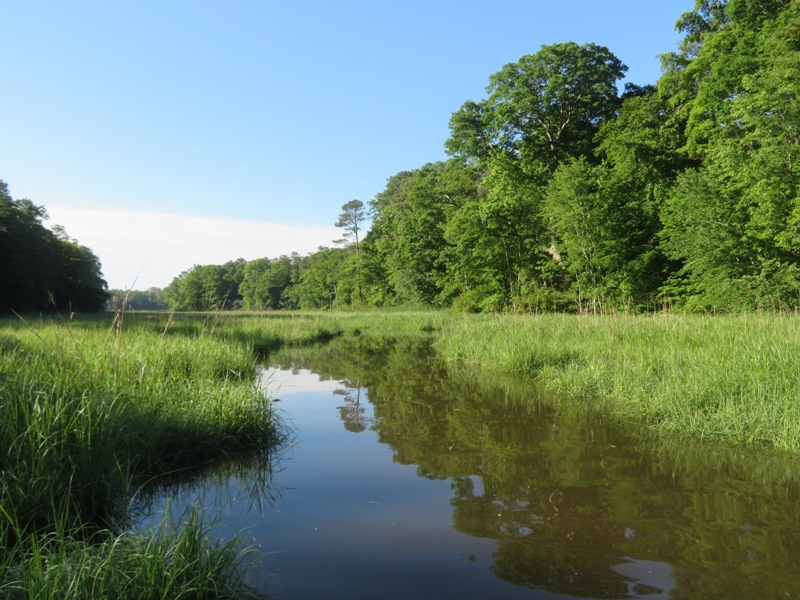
left=138, top=338, right=800, bottom=599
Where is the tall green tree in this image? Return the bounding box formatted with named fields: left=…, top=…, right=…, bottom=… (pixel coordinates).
left=443, top=43, right=628, bottom=310
left=542, top=85, right=689, bottom=311
left=164, top=259, right=244, bottom=311
left=335, top=199, right=366, bottom=255
left=370, top=162, right=473, bottom=306
left=239, top=258, right=272, bottom=310
left=442, top=156, right=545, bottom=311
left=51, top=226, right=110, bottom=312
left=288, top=247, right=350, bottom=309
left=239, top=255, right=302, bottom=310
left=447, top=42, right=627, bottom=172
left=334, top=199, right=368, bottom=305
left=660, top=0, right=800, bottom=310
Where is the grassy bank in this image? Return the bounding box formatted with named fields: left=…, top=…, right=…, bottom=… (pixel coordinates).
left=0, top=508, right=263, bottom=600
left=4, top=309, right=800, bottom=596
left=0, top=313, right=283, bottom=598
left=434, top=313, right=800, bottom=452
left=180, top=308, right=800, bottom=453
left=124, top=309, right=800, bottom=452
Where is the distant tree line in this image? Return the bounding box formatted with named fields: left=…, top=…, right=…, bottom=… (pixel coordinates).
left=164, top=1, right=800, bottom=313
left=0, top=180, right=108, bottom=312
left=106, top=288, right=169, bottom=311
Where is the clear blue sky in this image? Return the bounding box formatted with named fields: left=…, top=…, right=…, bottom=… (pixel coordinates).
left=2, top=1, right=694, bottom=289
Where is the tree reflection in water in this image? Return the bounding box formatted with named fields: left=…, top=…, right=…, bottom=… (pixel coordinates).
left=334, top=383, right=379, bottom=433
left=270, top=336, right=800, bottom=599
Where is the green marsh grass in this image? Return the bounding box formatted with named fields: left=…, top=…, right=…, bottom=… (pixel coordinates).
left=204, top=309, right=452, bottom=349
left=0, top=313, right=282, bottom=597
left=435, top=313, right=800, bottom=451
left=119, top=309, right=452, bottom=356
left=156, top=309, right=800, bottom=454
left=0, top=504, right=262, bottom=599
left=6, top=308, right=800, bottom=596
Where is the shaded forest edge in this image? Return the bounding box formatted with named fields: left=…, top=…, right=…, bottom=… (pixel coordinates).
left=0, top=181, right=107, bottom=312
left=6, top=1, right=800, bottom=315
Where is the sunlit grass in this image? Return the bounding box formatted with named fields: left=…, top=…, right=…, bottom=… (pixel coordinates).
left=434, top=313, right=800, bottom=451
left=109, top=309, right=451, bottom=352
left=5, top=308, right=800, bottom=596
left=109, top=309, right=800, bottom=452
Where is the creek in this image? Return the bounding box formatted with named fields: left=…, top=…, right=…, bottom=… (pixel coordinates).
left=136, top=337, right=800, bottom=599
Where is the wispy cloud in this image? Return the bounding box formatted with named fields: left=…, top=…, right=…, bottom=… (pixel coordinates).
left=47, top=207, right=341, bottom=290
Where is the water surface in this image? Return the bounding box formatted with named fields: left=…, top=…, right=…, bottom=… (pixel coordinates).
left=139, top=338, right=800, bottom=599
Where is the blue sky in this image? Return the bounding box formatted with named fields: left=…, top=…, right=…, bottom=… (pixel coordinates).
left=2, top=1, right=694, bottom=289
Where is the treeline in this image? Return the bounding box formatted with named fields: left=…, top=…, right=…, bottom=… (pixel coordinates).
left=107, top=288, right=169, bottom=311
left=161, top=252, right=355, bottom=310
left=0, top=180, right=108, bottom=312
left=167, top=0, right=800, bottom=313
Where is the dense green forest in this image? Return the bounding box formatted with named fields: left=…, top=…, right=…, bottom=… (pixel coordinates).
left=5, top=1, right=799, bottom=314
left=0, top=181, right=107, bottom=312
left=162, top=0, right=800, bottom=313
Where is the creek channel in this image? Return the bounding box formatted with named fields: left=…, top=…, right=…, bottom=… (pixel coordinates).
left=135, top=336, right=800, bottom=599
